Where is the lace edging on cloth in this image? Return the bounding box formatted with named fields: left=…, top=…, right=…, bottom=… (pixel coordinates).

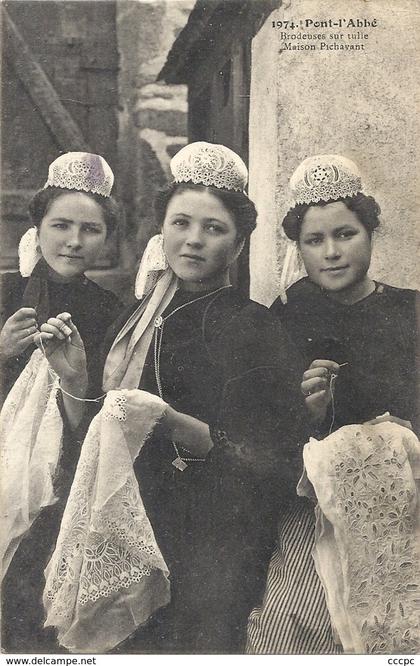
left=298, top=423, right=420, bottom=654
left=0, top=350, right=62, bottom=578
left=43, top=389, right=170, bottom=653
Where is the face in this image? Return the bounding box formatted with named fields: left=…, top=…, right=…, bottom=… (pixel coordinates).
left=37, top=192, right=108, bottom=281
left=162, top=188, right=242, bottom=292
left=298, top=201, right=372, bottom=296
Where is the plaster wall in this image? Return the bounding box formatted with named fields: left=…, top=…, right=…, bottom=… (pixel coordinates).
left=249, top=0, right=420, bottom=306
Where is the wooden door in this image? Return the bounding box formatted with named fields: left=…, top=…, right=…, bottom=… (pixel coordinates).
left=1, top=1, right=119, bottom=271
left=189, top=39, right=252, bottom=292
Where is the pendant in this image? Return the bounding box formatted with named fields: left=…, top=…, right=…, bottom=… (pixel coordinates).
left=172, top=456, right=188, bottom=471
left=154, top=315, right=163, bottom=328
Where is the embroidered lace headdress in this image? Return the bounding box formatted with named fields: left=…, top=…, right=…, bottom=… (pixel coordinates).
left=170, top=141, right=248, bottom=192
left=289, top=154, right=362, bottom=205
left=279, top=154, right=363, bottom=303
left=19, top=152, right=114, bottom=277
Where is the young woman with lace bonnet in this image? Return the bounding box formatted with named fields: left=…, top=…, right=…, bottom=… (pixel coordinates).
left=247, top=155, right=420, bottom=655
left=32, top=142, right=307, bottom=653
left=1, top=153, right=122, bottom=651
left=0, top=152, right=122, bottom=404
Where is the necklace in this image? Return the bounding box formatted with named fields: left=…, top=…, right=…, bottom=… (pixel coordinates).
left=153, top=284, right=232, bottom=471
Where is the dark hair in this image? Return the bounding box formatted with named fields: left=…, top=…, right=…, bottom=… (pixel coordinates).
left=154, top=182, right=257, bottom=240
left=28, top=187, right=120, bottom=237
left=282, top=193, right=381, bottom=241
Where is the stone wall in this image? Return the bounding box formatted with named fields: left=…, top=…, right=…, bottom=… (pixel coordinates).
left=116, top=0, right=194, bottom=286
left=249, top=0, right=420, bottom=306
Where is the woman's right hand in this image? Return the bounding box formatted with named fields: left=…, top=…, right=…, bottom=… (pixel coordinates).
left=0, top=307, right=38, bottom=360
left=34, top=312, right=88, bottom=392
left=301, top=359, right=340, bottom=423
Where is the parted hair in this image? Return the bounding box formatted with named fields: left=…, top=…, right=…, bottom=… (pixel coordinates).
left=282, top=193, right=381, bottom=241
left=29, top=187, right=120, bottom=237
left=154, top=182, right=257, bottom=240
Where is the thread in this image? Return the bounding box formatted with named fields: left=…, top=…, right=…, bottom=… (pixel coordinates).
left=38, top=335, right=106, bottom=403
left=328, top=362, right=348, bottom=434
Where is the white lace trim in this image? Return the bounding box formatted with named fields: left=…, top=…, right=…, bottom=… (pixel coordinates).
left=103, top=393, right=127, bottom=421
left=298, top=423, right=420, bottom=654
left=290, top=154, right=362, bottom=204
left=18, top=227, right=42, bottom=277
left=135, top=234, right=169, bottom=300
left=44, top=152, right=114, bottom=197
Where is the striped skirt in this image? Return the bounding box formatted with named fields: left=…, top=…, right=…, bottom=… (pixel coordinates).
left=246, top=499, right=342, bottom=654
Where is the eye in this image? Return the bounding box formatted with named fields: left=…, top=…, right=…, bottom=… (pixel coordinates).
left=205, top=222, right=224, bottom=234
left=337, top=229, right=358, bottom=239
left=304, top=237, right=323, bottom=246
left=171, top=218, right=188, bottom=227
left=51, top=222, right=68, bottom=230
left=82, top=224, right=103, bottom=234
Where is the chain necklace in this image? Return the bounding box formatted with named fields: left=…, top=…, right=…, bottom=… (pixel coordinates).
left=153, top=284, right=232, bottom=471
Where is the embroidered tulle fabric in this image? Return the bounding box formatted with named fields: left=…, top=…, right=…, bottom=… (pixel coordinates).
left=43, top=389, right=170, bottom=653
left=298, top=423, right=420, bottom=654
left=0, top=350, right=62, bottom=577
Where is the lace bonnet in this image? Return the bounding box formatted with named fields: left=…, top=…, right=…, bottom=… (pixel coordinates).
left=44, top=152, right=114, bottom=197
left=19, top=153, right=114, bottom=276
left=170, top=141, right=248, bottom=192
left=289, top=154, right=362, bottom=205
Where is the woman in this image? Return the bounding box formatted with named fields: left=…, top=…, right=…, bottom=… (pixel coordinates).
left=0, top=151, right=122, bottom=402
left=38, top=142, right=307, bottom=653
left=1, top=152, right=122, bottom=652
left=247, top=154, right=419, bottom=654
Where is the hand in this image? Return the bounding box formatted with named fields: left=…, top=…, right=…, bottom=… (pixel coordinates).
left=34, top=312, right=88, bottom=391
left=301, top=359, right=340, bottom=423
left=0, top=307, right=38, bottom=359
left=162, top=404, right=213, bottom=458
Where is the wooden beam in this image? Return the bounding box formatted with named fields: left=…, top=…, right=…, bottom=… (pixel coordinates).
left=2, top=7, right=90, bottom=152
left=159, top=0, right=278, bottom=85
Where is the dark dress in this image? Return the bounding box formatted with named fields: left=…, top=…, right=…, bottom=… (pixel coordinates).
left=270, top=278, right=419, bottom=432
left=98, top=286, right=308, bottom=654
left=247, top=277, right=419, bottom=654
left=1, top=266, right=122, bottom=653
left=0, top=264, right=122, bottom=402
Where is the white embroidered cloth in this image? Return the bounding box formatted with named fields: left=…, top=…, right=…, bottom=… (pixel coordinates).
left=43, top=389, right=170, bottom=653
left=298, top=423, right=420, bottom=654
left=0, top=350, right=62, bottom=579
